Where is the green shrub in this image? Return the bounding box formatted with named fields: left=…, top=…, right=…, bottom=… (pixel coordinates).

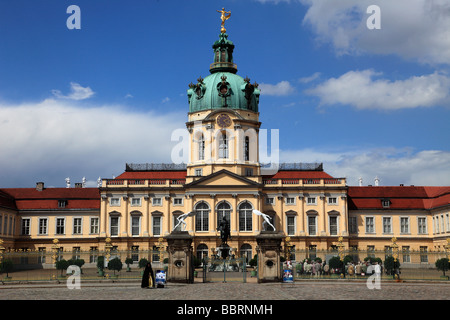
left=436, top=258, right=450, bottom=277
left=138, top=258, right=149, bottom=269
left=107, top=257, right=122, bottom=275
left=97, top=256, right=105, bottom=270
left=0, top=259, right=14, bottom=277
left=55, top=259, right=69, bottom=276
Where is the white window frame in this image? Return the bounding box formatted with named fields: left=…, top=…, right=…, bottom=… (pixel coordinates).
left=327, top=197, right=338, bottom=205
left=382, top=216, right=392, bottom=234
left=131, top=197, right=142, bottom=206
left=329, top=215, right=339, bottom=236
left=73, top=217, right=83, bottom=235
left=265, top=197, right=275, bottom=205
left=110, top=197, right=121, bottom=207
left=446, top=213, right=450, bottom=233
left=55, top=217, right=66, bottom=235
left=152, top=197, right=162, bottom=206
left=131, top=216, right=141, bottom=236
left=365, top=216, right=375, bottom=234
left=307, top=215, right=317, bottom=236
left=285, top=196, right=296, bottom=206
left=349, top=216, right=357, bottom=234
left=417, top=216, right=427, bottom=234
left=21, top=217, right=31, bottom=236
left=286, top=215, right=296, bottom=236
left=38, top=217, right=48, bottom=235
left=195, top=168, right=203, bottom=176
left=173, top=197, right=184, bottom=206
left=110, top=216, right=120, bottom=237
left=90, top=217, right=99, bottom=234
left=400, top=216, right=410, bottom=234
left=307, top=197, right=317, bottom=205
left=152, top=216, right=162, bottom=236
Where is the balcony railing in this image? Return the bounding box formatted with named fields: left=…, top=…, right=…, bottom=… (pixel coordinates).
left=263, top=178, right=345, bottom=186
left=105, top=179, right=186, bottom=187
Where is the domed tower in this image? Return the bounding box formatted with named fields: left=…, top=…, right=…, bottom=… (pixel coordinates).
left=186, top=11, right=261, bottom=183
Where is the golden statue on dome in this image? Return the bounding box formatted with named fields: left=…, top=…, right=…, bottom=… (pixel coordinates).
left=217, top=7, right=231, bottom=33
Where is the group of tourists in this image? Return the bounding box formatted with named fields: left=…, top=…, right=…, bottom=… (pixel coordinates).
left=292, top=258, right=384, bottom=278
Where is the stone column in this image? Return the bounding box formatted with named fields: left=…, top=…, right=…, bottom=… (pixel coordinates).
left=255, top=231, right=284, bottom=283
left=165, top=231, right=194, bottom=283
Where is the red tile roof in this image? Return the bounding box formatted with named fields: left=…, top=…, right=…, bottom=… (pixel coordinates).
left=1, top=188, right=100, bottom=210
left=348, top=186, right=450, bottom=210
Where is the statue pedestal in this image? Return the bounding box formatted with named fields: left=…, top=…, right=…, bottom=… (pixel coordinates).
left=256, top=231, right=284, bottom=283
left=165, top=231, right=194, bottom=283
left=217, top=243, right=231, bottom=259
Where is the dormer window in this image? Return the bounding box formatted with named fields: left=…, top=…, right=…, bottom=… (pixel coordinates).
left=58, top=200, right=68, bottom=208
left=381, top=199, right=390, bottom=208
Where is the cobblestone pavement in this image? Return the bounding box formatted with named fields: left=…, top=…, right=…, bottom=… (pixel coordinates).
left=1, top=280, right=449, bottom=300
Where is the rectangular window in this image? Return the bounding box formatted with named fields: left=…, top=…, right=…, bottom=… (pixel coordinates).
left=56, top=218, right=65, bottom=235
left=382, top=199, right=390, bottom=208
left=328, top=197, right=337, bottom=205
left=0, top=215, right=2, bottom=235
left=195, top=168, right=203, bottom=176
left=131, top=216, right=140, bottom=236
left=58, top=200, right=67, bottom=208
left=418, top=217, right=427, bottom=234
left=3, top=216, right=7, bottom=235
left=382, top=217, right=392, bottom=234
left=110, top=198, right=120, bottom=206
left=308, top=216, right=316, bottom=235
left=307, top=197, right=316, bottom=205
left=367, top=246, right=375, bottom=258
left=365, top=217, right=375, bottom=233
left=131, top=197, right=141, bottom=206
left=402, top=246, right=410, bottom=263
left=131, top=246, right=139, bottom=262
left=265, top=197, right=274, bottom=205
left=90, top=217, right=99, bottom=234
left=420, top=246, right=428, bottom=263
left=152, top=198, right=162, bottom=206
left=21, top=218, right=30, bottom=235
left=441, top=215, right=445, bottom=234
left=110, top=217, right=119, bottom=236
left=329, top=216, right=338, bottom=235
left=287, top=216, right=295, bottom=236
left=245, top=168, right=253, bottom=176
left=446, top=214, right=449, bottom=232
left=173, top=197, right=183, bottom=206
left=285, top=197, right=295, bottom=205
left=89, top=247, right=98, bottom=263
left=38, top=218, right=48, bottom=235
left=400, top=217, right=409, bottom=234
left=38, top=247, right=46, bottom=264
left=73, top=218, right=82, bottom=235
left=349, top=216, right=357, bottom=234
left=153, top=216, right=161, bottom=236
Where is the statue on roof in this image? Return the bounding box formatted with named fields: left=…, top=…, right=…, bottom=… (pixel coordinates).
left=217, top=7, right=231, bottom=33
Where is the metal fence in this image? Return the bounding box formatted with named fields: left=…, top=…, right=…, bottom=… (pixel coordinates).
left=0, top=249, right=448, bottom=282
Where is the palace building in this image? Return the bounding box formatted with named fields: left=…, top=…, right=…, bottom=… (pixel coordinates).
left=0, top=18, right=449, bottom=267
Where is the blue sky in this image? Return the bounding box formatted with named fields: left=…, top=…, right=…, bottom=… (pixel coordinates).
left=0, top=0, right=449, bottom=187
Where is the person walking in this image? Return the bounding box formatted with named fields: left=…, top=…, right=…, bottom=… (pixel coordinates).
left=141, top=262, right=155, bottom=289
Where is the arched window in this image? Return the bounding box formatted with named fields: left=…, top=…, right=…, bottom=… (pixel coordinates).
left=238, top=201, right=253, bottom=231
left=195, top=202, right=210, bottom=232
left=218, top=133, right=228, bottom=159
left=216, top=201, right=232, bottom=228
left=198, top=134, right=205, bottom=161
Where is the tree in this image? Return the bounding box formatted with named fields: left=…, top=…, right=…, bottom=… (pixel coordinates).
left=125, top=257, right=133, bottom=271
left=0, top=259, right=14, bottom=278
left=328, top=256, right=342, bottom=271
left=108, top=257, right=123, bottom=275
left=435, top=258, right=450, bottom=277
left=138, top=258, right=148, bottom=269
left=384, top=256, right=400, bottom=275
left=55, top=259, right=69, bottom=276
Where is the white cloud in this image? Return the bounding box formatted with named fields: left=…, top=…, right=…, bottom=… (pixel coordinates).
left=281, top=147, right=450, bottom=186
left=305, top=69, right=450, bottom=110
left=161, top=97, right=170, bottom=103
left=300, top=0, right=450, bottom=65
left=259, top=80, right=296, bottom=96
left=52, top=82, right=95, bottom=100
left=0, top=99, right=185, bottom=187
left=298, top=72, right=321, bottom=84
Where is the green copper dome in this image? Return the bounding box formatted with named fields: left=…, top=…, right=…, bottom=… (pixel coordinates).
left=187, top=33, right=260, bottom=113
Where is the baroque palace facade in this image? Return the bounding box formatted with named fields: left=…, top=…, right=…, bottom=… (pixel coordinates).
left=1, top=24, right=449, bottom=266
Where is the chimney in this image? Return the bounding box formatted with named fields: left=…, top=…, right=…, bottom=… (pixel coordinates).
left=74, top=183, right=83, bottom=188
left=36, top=182, right=44, bottom=191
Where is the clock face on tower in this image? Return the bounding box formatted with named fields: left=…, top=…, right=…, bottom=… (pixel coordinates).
left=217, top=114, right=232, bottom=128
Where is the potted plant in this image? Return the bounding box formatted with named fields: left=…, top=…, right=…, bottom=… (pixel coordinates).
left=97, top=256, right=105, bottom=277
left=249, top=254, right=258, bottom=277
left=0, top=259, right=14, bottom=281
left=125, top=257, right=133, bottom=272
left=138, top=258, right=149, bottom=276
left=107, top=257, right=122, bottom=278
left=55, top=259, right=69, bottom=278
left=435, top=258, right=449, bottom=280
